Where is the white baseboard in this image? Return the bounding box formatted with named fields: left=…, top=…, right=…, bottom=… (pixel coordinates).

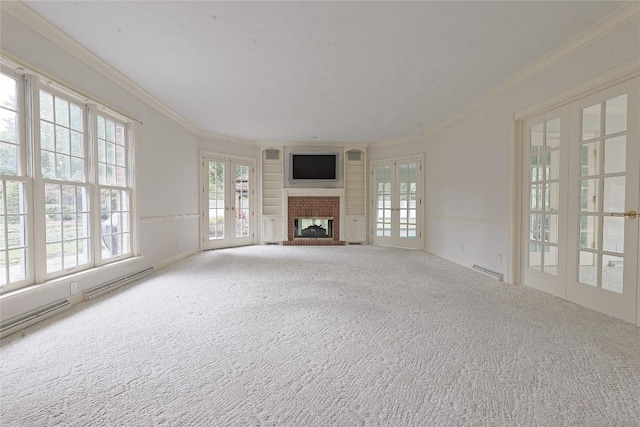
left=153, top=249, right=199, bottom=271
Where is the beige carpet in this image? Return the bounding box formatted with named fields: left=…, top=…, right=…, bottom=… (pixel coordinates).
left=1, top=245, right=639, bottom=426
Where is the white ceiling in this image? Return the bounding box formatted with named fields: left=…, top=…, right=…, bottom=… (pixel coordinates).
left=23, top=1, right=627, bottom=144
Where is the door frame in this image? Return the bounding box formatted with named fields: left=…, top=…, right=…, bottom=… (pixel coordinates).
left=199, top=150, right=256, bottom=251
left=510, top=62, right=640, bottom=326
left=369, top=153, right=425, bottom=250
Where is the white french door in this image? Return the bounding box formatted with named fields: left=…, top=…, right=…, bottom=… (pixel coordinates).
left=201, top=155, right=254, bottom=250
left=522, top=77, right=639, bottom=324
left=371, top=156, right=423, bottom=249
left=522, top=107, right=570, bottom=299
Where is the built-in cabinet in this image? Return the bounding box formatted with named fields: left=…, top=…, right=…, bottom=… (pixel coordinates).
left=344, top=149, right=367, bottom=242
left=260, top=148, right=284, bottom=243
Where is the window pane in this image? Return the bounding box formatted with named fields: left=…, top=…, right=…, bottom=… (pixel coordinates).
left=40, top=121, right=55, bottom=151
left=0, top=108, right=17, bottom=143
left=40, top=91, right=54, bottom=121
left=8, top=248, right=27, bottom=283
left=70, top=131, right=83, bottom=157
left=106, top=119, right=115, bottom=142
left=0, top=142, right=18, bottom=175
left=70, top=104, right=83, bottom=131
left=55, top=125, right=70, bottom=155
left=56, top=155, right=70, bottom=181
left=0, top=73, right=17, bottom=110
left=97, top=117, right=105, bottom=139
left=5, top=181, right=24, bottom=214
left=46, top=242, right=62, bottom=273
left=54, top=97, right=69, bottom=127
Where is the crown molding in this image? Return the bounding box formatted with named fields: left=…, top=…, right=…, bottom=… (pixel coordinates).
left=371, top=2, right=640, bottom=148
left=1, top=1, right=259, bottom=146
left=196, top=129, right=257, bottom=147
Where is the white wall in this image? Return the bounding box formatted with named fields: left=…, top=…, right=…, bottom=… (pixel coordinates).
left=0, top=12, right=253, bottom=322
left=369, top=16, right=640, bottom=280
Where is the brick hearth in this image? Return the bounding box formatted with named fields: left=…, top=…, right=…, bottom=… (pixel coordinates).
left=285, top=196, right=344, bottom=245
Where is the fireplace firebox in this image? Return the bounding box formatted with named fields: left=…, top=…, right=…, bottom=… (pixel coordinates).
left=294, top=218, right=333, bottom=239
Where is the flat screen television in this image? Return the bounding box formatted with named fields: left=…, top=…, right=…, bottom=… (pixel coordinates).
left=290, top=153, right=338, bottom=181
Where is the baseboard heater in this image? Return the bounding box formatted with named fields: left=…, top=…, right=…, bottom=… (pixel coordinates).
left=85, top=267, right=154, bottom=299
left=1, top=299, right=70, bottom=335
left=472, top=264, right=504, bottom=282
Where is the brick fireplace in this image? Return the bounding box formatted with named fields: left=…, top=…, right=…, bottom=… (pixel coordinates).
left=283, top=196, right=345, bottom=246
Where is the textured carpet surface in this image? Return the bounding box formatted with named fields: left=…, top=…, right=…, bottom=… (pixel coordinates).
left=1, top=246, right=639, bottom=426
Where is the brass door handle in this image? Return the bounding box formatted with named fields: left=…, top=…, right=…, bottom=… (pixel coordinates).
left=609, top=210, right=638, bottom=219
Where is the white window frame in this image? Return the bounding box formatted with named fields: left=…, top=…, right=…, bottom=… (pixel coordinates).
left=34, top=84, right=93, bottom=282
left=93, top=109, right=135, bottom=266
left=0, top=68, right=34, bottom=292
left=0, top=57, right=138, bottom=294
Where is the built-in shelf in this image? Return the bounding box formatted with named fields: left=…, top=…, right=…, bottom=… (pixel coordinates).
left=261, top=149, right=283, bottom=221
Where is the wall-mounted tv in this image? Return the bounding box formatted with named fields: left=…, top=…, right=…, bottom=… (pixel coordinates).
left=290, top=153, right=339, bottom=181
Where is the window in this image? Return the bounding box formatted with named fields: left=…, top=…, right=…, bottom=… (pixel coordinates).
left=0, top=70, right=29, bottom=289
left=40, top=89, right=91, bottom=277
left=97, top=114, right=132, bottom=261
left=0, top=61, right=136, bottom=293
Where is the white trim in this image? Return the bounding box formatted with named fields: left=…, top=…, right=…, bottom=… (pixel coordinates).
left=515, top=58, right=640, bottom=120
left=510, top=65, right=640, bottom=293
left=507, top=118, right=522, bottom=285
left=140, top=214, right=200, bottom=224
left=152, top=249, right=198, bottom=271
left=370, top=3, right=640, bottom=147
left=425, top=214, right=507, bottom=227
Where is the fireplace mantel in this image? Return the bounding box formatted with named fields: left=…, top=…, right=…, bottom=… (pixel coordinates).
left=283, top=189, right=345, bottom=242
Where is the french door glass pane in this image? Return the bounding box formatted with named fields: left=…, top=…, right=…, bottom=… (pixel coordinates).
left=543, top=245, right=559, bottom=275
left=527, top=117, right=562, bottom=276
left=208, top=161, right=225, bottom=240
left=376, top=166, right=392, bottom=237
left=602, top=217, right=624, bottom=253
left=576, top=93, right=629, bottom=292
left=235, top=164, right=250, bottom=238
left=398, top=163, right=417, bottom=240
left=605, top=94, right=627, bottom=135
left=582, top=103, right=601, bottom=140
left=601, top=255, right=623, bottom=294
left=580, top=141, right=599, bottom=176
left=529, top=243, right=542, bottom=271
left=578, top=251, right=598, bottom=286
left=546, top=118, right=560, bottom=148
left=604, top=136, right=626, bottom=174
left=603, top=176, right=625, bottom=212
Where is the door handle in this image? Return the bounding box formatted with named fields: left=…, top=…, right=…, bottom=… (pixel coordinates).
left=608, top=210, right=638, bottom=219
